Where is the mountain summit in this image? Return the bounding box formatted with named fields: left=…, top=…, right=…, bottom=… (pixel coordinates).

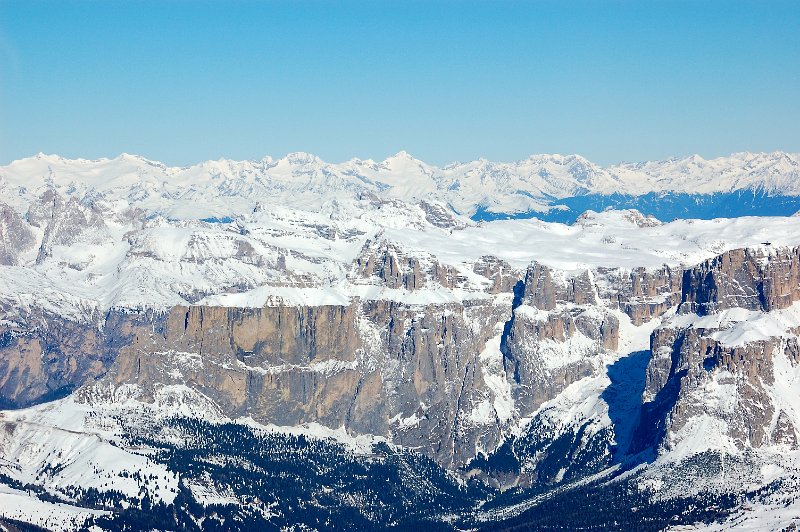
left=3, top=151, right=800, bottom=222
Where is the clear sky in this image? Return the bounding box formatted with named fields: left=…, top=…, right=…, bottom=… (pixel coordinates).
left=1, top=0, right=798, bottom=166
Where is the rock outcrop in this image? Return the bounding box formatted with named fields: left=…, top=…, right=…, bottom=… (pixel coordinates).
left=73, top=260, right=625, bottom=468
left=501, top=263, right=620, bottom=416
left=353, top=239, right=464, bottom=290
left=0, top=309, right=156, bottom=407
left=679, top=247, right=800, bottom=315
left=599, top=265, right=683, bottom=325
left=29, top=190, right=107, bottom=264
left=0, top=202, right=36, bottom=266
left=635, top=247, right=800, bottom=455
left=62, top=298, right=507, bottom=467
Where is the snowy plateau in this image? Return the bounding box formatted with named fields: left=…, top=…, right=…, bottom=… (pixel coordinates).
left=0, top=152, right=800, bottom=530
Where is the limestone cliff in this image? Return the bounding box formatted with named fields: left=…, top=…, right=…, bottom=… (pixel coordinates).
left=679, top=247, right=800, bottom=315
left=636, top=247, right=800, bottom=455
left=3, top=237, right=799, bottom=473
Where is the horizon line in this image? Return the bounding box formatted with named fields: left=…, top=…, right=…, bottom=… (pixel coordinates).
left=4, top=149, right=799, bottom=170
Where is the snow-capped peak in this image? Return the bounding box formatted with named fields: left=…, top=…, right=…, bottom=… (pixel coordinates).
left=2, top=150, right=799, bottom=220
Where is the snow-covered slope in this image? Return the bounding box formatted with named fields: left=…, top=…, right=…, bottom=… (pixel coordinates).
left=2, top=151, right=799, bottom=219
left=2, top=192, right=800, bottom=318
left=3, top=153, right=800, bottom=529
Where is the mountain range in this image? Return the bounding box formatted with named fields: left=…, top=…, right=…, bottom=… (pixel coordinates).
left=3, top=151, right=800, bottom=222
left=1, top=152, right=800, bottom=530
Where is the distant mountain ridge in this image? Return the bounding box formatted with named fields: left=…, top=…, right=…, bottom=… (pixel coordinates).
left=2, top=151, right=799, bottom=222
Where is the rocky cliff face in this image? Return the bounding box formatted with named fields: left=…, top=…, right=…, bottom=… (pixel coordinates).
left=3, top=199, right=800, bottom=478
left=636, top=326, right=797, bottom=454
left=0, top=247, right=642, bottom=469
left=636, top=247, right=800, bottom=455
left=78, top=257, right=633, bottom=468
left=0, top=309, right=157, bottom=407
left=354, top=238, right=465, bottom=291
left=679, top=247, right=800, bottom=315
left=499, top=263, right=620, bottom=418
left=77, top=299, right=510, bottom=468
left=599, top=265, right=683, bottom=325
left=0, top=202, right=36, bottom=266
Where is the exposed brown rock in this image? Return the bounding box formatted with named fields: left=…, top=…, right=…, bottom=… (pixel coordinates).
left=472, top=256, right=520, bottom=294
left=0, top=309, right=154, bottom=407
left=680, top=247, right=800, bottom=315
left=638, top=325, right=784, bottom=452
left=597, top=265, right=683, bottom=325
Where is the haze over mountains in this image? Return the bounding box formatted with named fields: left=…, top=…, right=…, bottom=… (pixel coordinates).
left=2, top=151, right=800, bottom=529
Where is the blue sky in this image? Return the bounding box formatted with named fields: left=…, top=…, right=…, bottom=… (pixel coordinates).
left=1, top=0, right=798, bottom=166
